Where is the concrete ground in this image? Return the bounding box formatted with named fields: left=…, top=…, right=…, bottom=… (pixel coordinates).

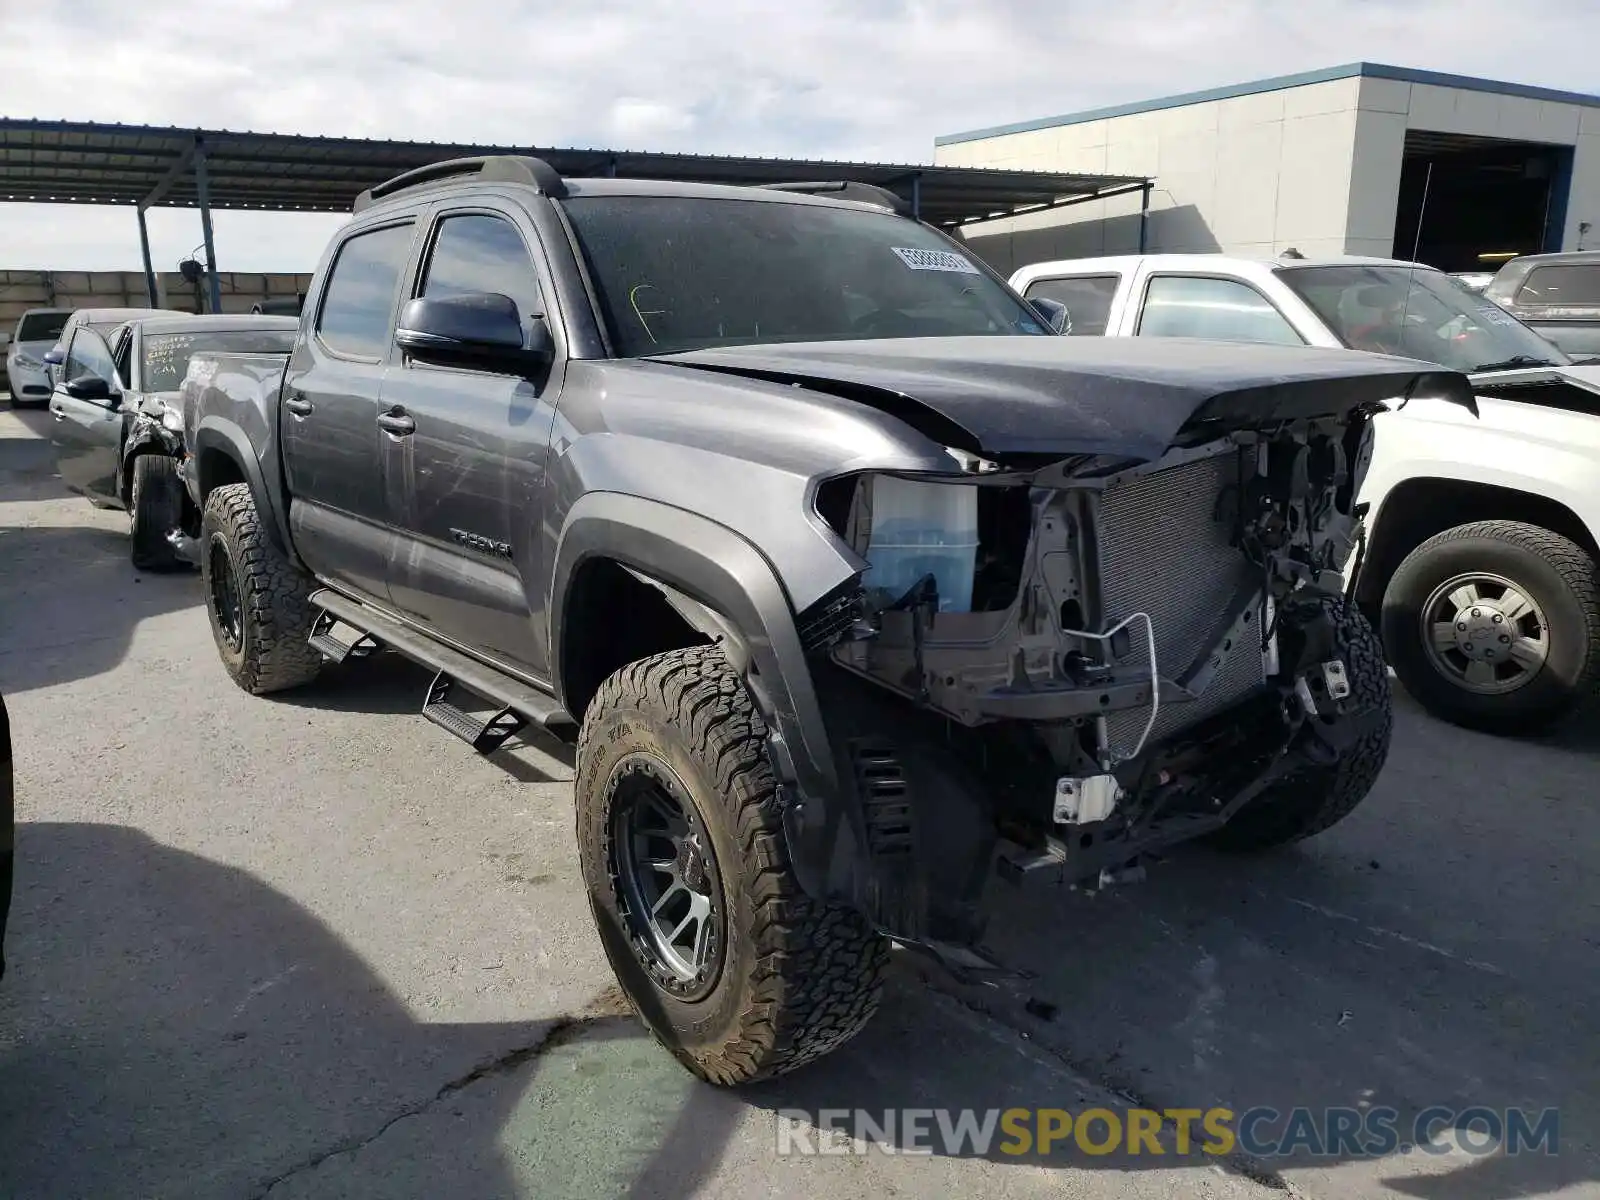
left=0, top=398, right=1595, bottom=1200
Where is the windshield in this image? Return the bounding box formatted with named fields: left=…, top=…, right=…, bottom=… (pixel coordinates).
left=141, top=328, right=297, bottom=392
left=16, top=311, right=69, bottom=343
left=560, top=195, right=1048, bottom=356
left=1279, top=264, right=1569, bottom=373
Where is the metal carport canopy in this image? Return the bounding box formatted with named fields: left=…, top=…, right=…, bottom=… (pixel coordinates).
left=1, top=118, right=1150, bottom=311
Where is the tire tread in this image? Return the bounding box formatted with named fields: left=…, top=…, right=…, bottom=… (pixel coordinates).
left=578, top=645, right=887, bottom=1085
left=201, top=483, right=322, bottom=694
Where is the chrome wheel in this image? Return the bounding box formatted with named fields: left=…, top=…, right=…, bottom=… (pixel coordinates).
left=608, top=754, right=725, bottom=1001
left=1421, top=572, right=1548, bottom=695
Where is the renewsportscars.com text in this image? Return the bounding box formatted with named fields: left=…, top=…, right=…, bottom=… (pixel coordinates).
left=773, top=1105, right=1559, bottom=1159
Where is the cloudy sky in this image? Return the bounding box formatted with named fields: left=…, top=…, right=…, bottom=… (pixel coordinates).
left=1, top=0, right=1596, bottom=272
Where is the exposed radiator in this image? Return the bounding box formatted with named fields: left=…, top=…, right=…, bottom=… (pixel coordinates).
left=1096, top=450, right=1270, bottom=754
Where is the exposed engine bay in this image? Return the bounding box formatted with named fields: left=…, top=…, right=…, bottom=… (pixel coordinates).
left=805, top=405, right=1386, bottom=907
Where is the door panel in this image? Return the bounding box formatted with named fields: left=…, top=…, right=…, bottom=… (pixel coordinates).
left=380, top=208, right=562, bottom=676
left=48, top=328, right=124, bottom=503
left=280, top=220, right=419, bottom=601
left=381, top=366, right=554, bottom=669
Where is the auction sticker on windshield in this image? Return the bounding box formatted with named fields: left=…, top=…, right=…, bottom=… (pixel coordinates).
left=892, top=247, right=982, bottom=275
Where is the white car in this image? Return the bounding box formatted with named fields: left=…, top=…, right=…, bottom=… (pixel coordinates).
left=1011, top=252, right=1600, bottom=735
left=5, top=308, right=71, bottom=407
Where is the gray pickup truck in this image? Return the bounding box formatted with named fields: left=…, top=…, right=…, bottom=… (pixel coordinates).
left=180, top=155, right=1472, bottom=1085
left=1482, top=250, right=1600, bottom=359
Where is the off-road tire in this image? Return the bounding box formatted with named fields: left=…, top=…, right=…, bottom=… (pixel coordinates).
left=1209, top=597, right=1392, bottom=851
left=128, top=453, right=185, bottom=572
left=576, top=645, right=888, bottom=1086
left=1381, top=520, right=1600, bottom=735
left=200, top=483, right=323, bottom=695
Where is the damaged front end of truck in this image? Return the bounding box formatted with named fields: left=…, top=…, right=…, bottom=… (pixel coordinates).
left=717, top=344, right=1480, bottom=968
left=124, top=395, right=203, bottom=568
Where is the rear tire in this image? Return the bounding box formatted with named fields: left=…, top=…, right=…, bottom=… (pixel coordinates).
left=575, top=645, right=887, bottom=1086
left=200, top=483, right=323, bottom=695
left=1381, top=520, right=1600, bottom=735
left=129, top=454, right=185, bottom=572
left=1210, top=597, right=1392, bottom=851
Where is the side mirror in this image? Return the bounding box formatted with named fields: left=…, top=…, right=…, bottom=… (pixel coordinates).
left=395, top=292, right=552, bottom=374
left=64, top=374, right=114, bottom=402
left=42, top=347, right=65, bottom=366
left=1030, top=297, right=1071, bottom=335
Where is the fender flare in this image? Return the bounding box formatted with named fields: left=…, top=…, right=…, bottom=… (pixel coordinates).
left=191, top=419, right=295, bottom=557
left=550, top=492, right=866, bottom=902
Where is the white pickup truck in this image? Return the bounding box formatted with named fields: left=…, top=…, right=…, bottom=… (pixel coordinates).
left=1010, top=253, right=1600, bottom=735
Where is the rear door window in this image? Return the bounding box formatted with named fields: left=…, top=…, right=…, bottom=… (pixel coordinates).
left=1513, top=264, right=1600, bottom=307
left=316, top=223, right=417, bottom=359
left=1136, top=275, right=1304, bottom=346
left=1022, top=275, right=1120, bottom=336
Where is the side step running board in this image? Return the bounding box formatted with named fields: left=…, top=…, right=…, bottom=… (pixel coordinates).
left=308, top=588, right=575, bottom=753
left=309, top=608, right=381, bottom=665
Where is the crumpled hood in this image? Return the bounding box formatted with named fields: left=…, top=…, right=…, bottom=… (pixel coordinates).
left=649, top=336, right=1474, bottom=463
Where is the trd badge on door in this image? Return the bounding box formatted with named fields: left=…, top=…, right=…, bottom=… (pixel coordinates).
left=450, top=528, right=515, bottom=560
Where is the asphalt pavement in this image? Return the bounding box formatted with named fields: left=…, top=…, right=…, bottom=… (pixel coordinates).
left=1, top=399, right=1595, bottom=1200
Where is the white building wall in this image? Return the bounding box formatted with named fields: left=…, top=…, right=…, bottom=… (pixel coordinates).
left=937, top=79, right=1365, bottom=274
left=939, top=72, right=1600, bottom=276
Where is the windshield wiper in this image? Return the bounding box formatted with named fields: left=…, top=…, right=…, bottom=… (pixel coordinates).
left=1470, top=355, right=1561, bottom=373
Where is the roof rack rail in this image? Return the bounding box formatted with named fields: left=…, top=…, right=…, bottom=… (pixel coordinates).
left=757, top=180, right=913, bottom=216
left=354, top=155, right=567, bottom=213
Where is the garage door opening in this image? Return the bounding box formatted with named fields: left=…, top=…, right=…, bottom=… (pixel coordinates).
left=1392, top=131, right=1572, bottom=272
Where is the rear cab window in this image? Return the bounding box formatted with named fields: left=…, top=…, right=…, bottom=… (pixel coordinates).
left=1136, top=275, right=1304, bottom=346
left=315, top=223, right=417, bottom=359
left=1021, top=275, right=1121, bottom=336
left=142, top=328, right=299, bottom=392
left=1513, top=264, right=1600, bottom=310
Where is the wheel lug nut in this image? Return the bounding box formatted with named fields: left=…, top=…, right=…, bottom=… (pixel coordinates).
left=1472, top=608, right=1482, bottom=618
left=1457, top=621, right=1468, bottom=631
left=1499, top=634, right=1510, bottom=643
left=1492, top=614, right=1504, bottom=624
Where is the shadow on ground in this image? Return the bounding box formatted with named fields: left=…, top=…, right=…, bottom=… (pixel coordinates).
left=0, top=822, right=665, bottom=1199
left=0, top=405, right=71, bottom=504
left=918, top=686, right=1598, bottom=1198
left=0, top=523, right=198, bottom=695
left=2, top=716, right=1593, bottom=1198
left=275, top=651, right=578, bottom=782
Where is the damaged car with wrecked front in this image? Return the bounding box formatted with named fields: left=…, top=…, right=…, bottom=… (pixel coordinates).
left=178, top=157, right=1476, bottom=1087
left=47, top=313, right=297, bottom=570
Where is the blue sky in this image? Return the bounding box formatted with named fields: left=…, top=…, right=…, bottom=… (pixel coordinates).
left=2, top=0, right=1596, bottom=272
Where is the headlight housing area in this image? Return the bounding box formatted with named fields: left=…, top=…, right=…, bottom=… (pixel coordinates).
left=858, top=474, right=980, bottom=612
left=816, top=469, right=1034, bottom=616
left=12, top=353, right=40, bottom=370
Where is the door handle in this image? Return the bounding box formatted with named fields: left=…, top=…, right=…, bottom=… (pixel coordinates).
left=377, top=409, right=416, bottom=436
left=51, top=410, right=65, bottom=421
left=284, top=394, right=313, bottom=416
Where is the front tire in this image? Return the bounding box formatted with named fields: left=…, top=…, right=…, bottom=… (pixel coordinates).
left=575, top=645, right=888, bottom=1086
left=1381, top=520, right=1600, bottom=734
left=1210, top=597, right=1392, bottom=851
left=129, top=454, right=185, bottom=572
left=200, top=483, right=323, bottom=695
